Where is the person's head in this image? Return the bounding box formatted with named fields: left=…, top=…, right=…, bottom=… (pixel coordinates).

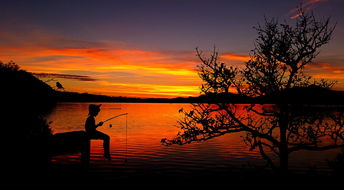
left=88, top=104, right=101, bottom=116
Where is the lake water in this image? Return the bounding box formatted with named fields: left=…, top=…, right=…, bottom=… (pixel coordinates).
left=47, top=102, right=340, bottom=179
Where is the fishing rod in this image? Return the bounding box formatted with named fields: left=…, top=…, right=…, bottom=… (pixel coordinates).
left=103, top=113, right=128, bottom=123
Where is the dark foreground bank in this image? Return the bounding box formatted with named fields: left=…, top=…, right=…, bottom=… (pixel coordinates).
left=13, top=160, right=343, bottom=188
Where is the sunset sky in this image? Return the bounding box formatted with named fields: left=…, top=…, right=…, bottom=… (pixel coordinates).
left=1, top=0, right=343, bottom=98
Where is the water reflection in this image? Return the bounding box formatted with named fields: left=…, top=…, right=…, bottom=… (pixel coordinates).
left=163, top=103, right=344, bottom=174
left=48, top=103, right=342, bottom=177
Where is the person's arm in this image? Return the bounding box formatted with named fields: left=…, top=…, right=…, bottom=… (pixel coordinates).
left=96, top=121, right=104, bottom=127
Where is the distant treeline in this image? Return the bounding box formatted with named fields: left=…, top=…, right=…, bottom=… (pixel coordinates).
left=55, top=87, right=344, bottom=105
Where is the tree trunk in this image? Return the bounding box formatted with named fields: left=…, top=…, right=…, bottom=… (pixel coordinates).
left=279, top=131, right=288, bottom=176
left=279, top=105, right=289, bottom=176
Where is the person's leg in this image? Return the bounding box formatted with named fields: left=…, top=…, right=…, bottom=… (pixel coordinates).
left=92, top=131, right=110, bottom=159
left=102, top=134, right=110, bottom=159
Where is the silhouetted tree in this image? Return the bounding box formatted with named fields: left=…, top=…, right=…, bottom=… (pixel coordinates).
left=0, top=61, right=57, bottom=177
left=162, top=9, right=344, bottom=175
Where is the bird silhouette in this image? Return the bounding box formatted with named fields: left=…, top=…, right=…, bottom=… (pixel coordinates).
left=56, top=81, right=64, bottom=90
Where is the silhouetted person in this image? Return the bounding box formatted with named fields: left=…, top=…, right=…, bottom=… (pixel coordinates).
left=85, top=104, right=111, bottom=159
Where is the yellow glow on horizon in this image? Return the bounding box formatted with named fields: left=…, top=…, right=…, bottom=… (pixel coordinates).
left=1, top=38, right=343, bottom=98
left=95, top=81, right=200, bottom=97
left=96, top=65, right=197, bottom=77
left=0, top=42, right=202, bottom=97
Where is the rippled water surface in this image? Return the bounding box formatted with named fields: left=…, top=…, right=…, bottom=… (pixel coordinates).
left=48, top=102, right=339, bottom=178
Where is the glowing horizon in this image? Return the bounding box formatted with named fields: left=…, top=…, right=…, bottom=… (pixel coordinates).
left=1, top=40, right=343, bottom=98
left=0, top=37, right=202, bottom=98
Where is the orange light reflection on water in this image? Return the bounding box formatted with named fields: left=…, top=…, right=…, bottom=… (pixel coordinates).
left=49, top=103, right=255, bottom=162
left=48, top=103, right=341, bottom=173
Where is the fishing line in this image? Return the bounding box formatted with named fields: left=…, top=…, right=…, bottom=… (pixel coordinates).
left=103, top=112, right=128, bottom=163
left=125, top=113, right=128, bottom=163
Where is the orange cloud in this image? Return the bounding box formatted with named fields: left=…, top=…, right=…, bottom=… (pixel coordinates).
left=306, top=62, right=344, bottom=79
left=220, top=53, right=250, bottom=62
left=289, top=0, right=328, bottom=19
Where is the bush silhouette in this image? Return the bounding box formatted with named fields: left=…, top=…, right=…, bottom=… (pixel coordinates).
left=0, top=61, right=57, bottom=174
